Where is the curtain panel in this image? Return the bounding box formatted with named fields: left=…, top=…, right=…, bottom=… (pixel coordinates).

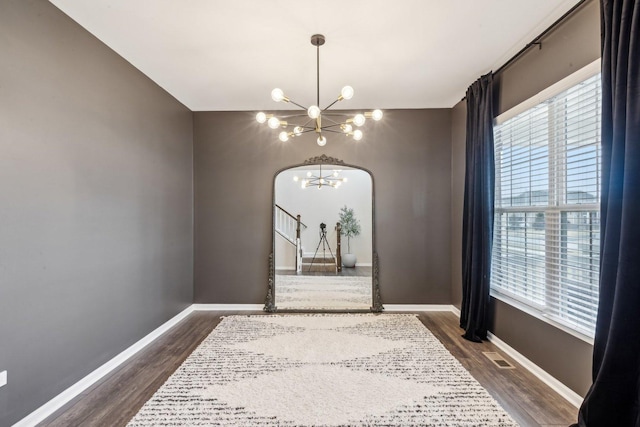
left=574, top=1, right=640, bottom=425
left=460, top=72, right=495, bottom=342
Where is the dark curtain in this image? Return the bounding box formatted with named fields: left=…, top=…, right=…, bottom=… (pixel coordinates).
left=460, top=73, right=495, bottom=343
left=573, top=1, right=640, bottom=425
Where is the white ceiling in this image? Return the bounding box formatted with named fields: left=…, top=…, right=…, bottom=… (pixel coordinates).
left=48, top=0, right=582, bottom=111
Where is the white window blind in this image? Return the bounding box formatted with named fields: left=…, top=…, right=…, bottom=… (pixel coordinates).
left=492, top=72, right=601, bottom=338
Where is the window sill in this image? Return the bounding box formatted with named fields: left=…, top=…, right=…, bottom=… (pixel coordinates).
left=490, top=290, right=595, bottom=345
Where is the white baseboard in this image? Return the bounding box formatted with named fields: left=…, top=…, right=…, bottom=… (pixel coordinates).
left=450, top=305, right=461, bottom=316
left=14, top=305, right=195, bottom=427
left=192, top=304, right=264, bottom=311
left=487, top=331, right=583, bottom=408
left=384, top=304, right=458, bottom=312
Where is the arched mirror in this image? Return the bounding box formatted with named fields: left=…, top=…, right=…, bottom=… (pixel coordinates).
left=264, top=155, right=382, bottom=312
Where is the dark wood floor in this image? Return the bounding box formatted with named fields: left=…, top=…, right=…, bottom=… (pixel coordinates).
left=39, top=311, right=577, bottom=427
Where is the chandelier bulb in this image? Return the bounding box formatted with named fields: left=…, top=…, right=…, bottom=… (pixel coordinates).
left=340, top=86, right=354, bottom=100
left=256, top=112, right=267, bottom=123
left=317, top=135, right=327, bottom=146
left=271, top=88, right=285, bottom=102
left=372, top=109, right=383, bottom=121
left=308, top=105, right=321, bottom=119
left=278, top=131, right=289, bottom=142
left=341, top=124, right=353, bottom=133
left=293, top=126, right=304, bottom=136
left=353, top=129, right=363, bottom=141
left=353, top=114, right=366, bottom=127
left=268, top=117, right=281, bottom=129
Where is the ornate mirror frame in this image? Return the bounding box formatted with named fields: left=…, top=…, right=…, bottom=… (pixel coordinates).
left=264, top=154, right=383, bottom=313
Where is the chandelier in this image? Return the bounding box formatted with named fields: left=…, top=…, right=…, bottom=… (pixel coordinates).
left=256, top=34, right=383, bottom=146
left=293, top=164, right=347, bottom=189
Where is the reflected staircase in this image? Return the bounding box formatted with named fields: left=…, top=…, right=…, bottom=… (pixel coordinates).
left=275, top=204, right=306, bottom=273
left=275, top=205, right=342, bottom=273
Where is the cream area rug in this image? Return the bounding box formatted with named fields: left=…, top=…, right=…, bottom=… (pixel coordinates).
left=275, top=275, right=372, bottom=309
left=127, top=314, right=518, bottom=426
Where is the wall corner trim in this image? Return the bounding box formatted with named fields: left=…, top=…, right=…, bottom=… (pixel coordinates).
left=487, top=331, right=584, bottom=408
left=14, top=305, right=195, bottom=427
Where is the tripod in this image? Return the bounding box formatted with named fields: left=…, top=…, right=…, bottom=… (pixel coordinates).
left=308, top=225, right=335, bottom=272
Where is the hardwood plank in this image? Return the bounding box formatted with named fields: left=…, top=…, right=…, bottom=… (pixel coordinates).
left=38, top=311, right=578, bottom=427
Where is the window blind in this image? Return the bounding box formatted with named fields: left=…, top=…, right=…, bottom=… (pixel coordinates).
left=492, top=73, right=601, bottom=338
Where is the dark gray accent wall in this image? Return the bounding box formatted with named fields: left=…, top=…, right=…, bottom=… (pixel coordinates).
left=450, top=100, right=466, bottom=309
left=0, top=1, right=194, bottom=425
left=194, top=109, right=452, bottom=304
left=449, top=0, right=599, bottom=397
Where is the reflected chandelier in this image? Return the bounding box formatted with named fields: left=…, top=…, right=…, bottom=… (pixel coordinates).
left=293, top=164, right=347, bottom=190
left=256, top=34, right=383, bottom=146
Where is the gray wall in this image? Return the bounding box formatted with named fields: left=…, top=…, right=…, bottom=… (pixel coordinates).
left=450, top=0, right=599, bottom=396
left=0, top=1, right=194, bottom=425
left=450, top=100, right=466, bottom=309
left=194, top=109, right=452, bottom=305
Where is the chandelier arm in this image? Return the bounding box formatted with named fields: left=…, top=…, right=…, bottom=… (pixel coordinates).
left=321, top=116, right=343, bottom=126
left=297, top=128, right=317, bottom=134
left=322, top=98, right=341, bottom=111
left=286, top=99, right=309, bottom=111
left=276, top=113, right=312, bottom=119
left=319, top=123, right=344, bottom=129
left=321, top=112, right=354, bottom=118
left=301, top=118, right=315, bottom=128
left=318, top=128, right=344, bottom=134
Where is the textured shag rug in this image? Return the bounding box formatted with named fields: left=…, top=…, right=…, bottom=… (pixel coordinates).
left=275, top=275, right=372, bottom=309
left=127, top=314, right=518, bottom=426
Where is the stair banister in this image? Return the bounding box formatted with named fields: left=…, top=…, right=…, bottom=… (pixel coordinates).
left=274, top=204, right=306, bottom=272
left=336, top=222, right=342, bottom=272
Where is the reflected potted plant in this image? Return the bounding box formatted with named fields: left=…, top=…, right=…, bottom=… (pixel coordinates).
left=339, top=205, right=361, bottom=268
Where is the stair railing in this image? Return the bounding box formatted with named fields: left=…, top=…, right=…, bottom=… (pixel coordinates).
left=275, top=204, right=307, bottom=272
left=335, top=222, right=342, bottom=272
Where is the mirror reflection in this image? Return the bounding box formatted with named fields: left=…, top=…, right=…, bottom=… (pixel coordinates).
left=274, top=164, right=373, bottom=310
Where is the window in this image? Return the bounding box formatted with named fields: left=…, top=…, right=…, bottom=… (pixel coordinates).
left=491, top=65, right=601, bottom=338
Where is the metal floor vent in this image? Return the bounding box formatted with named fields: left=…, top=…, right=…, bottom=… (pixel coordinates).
left=483, top=352, right=515, bottom=369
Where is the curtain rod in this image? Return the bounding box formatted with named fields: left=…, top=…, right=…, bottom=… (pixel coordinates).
left=493, top=0, right=590, bottom=76
left=461, top=0, right=590, bottom=101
